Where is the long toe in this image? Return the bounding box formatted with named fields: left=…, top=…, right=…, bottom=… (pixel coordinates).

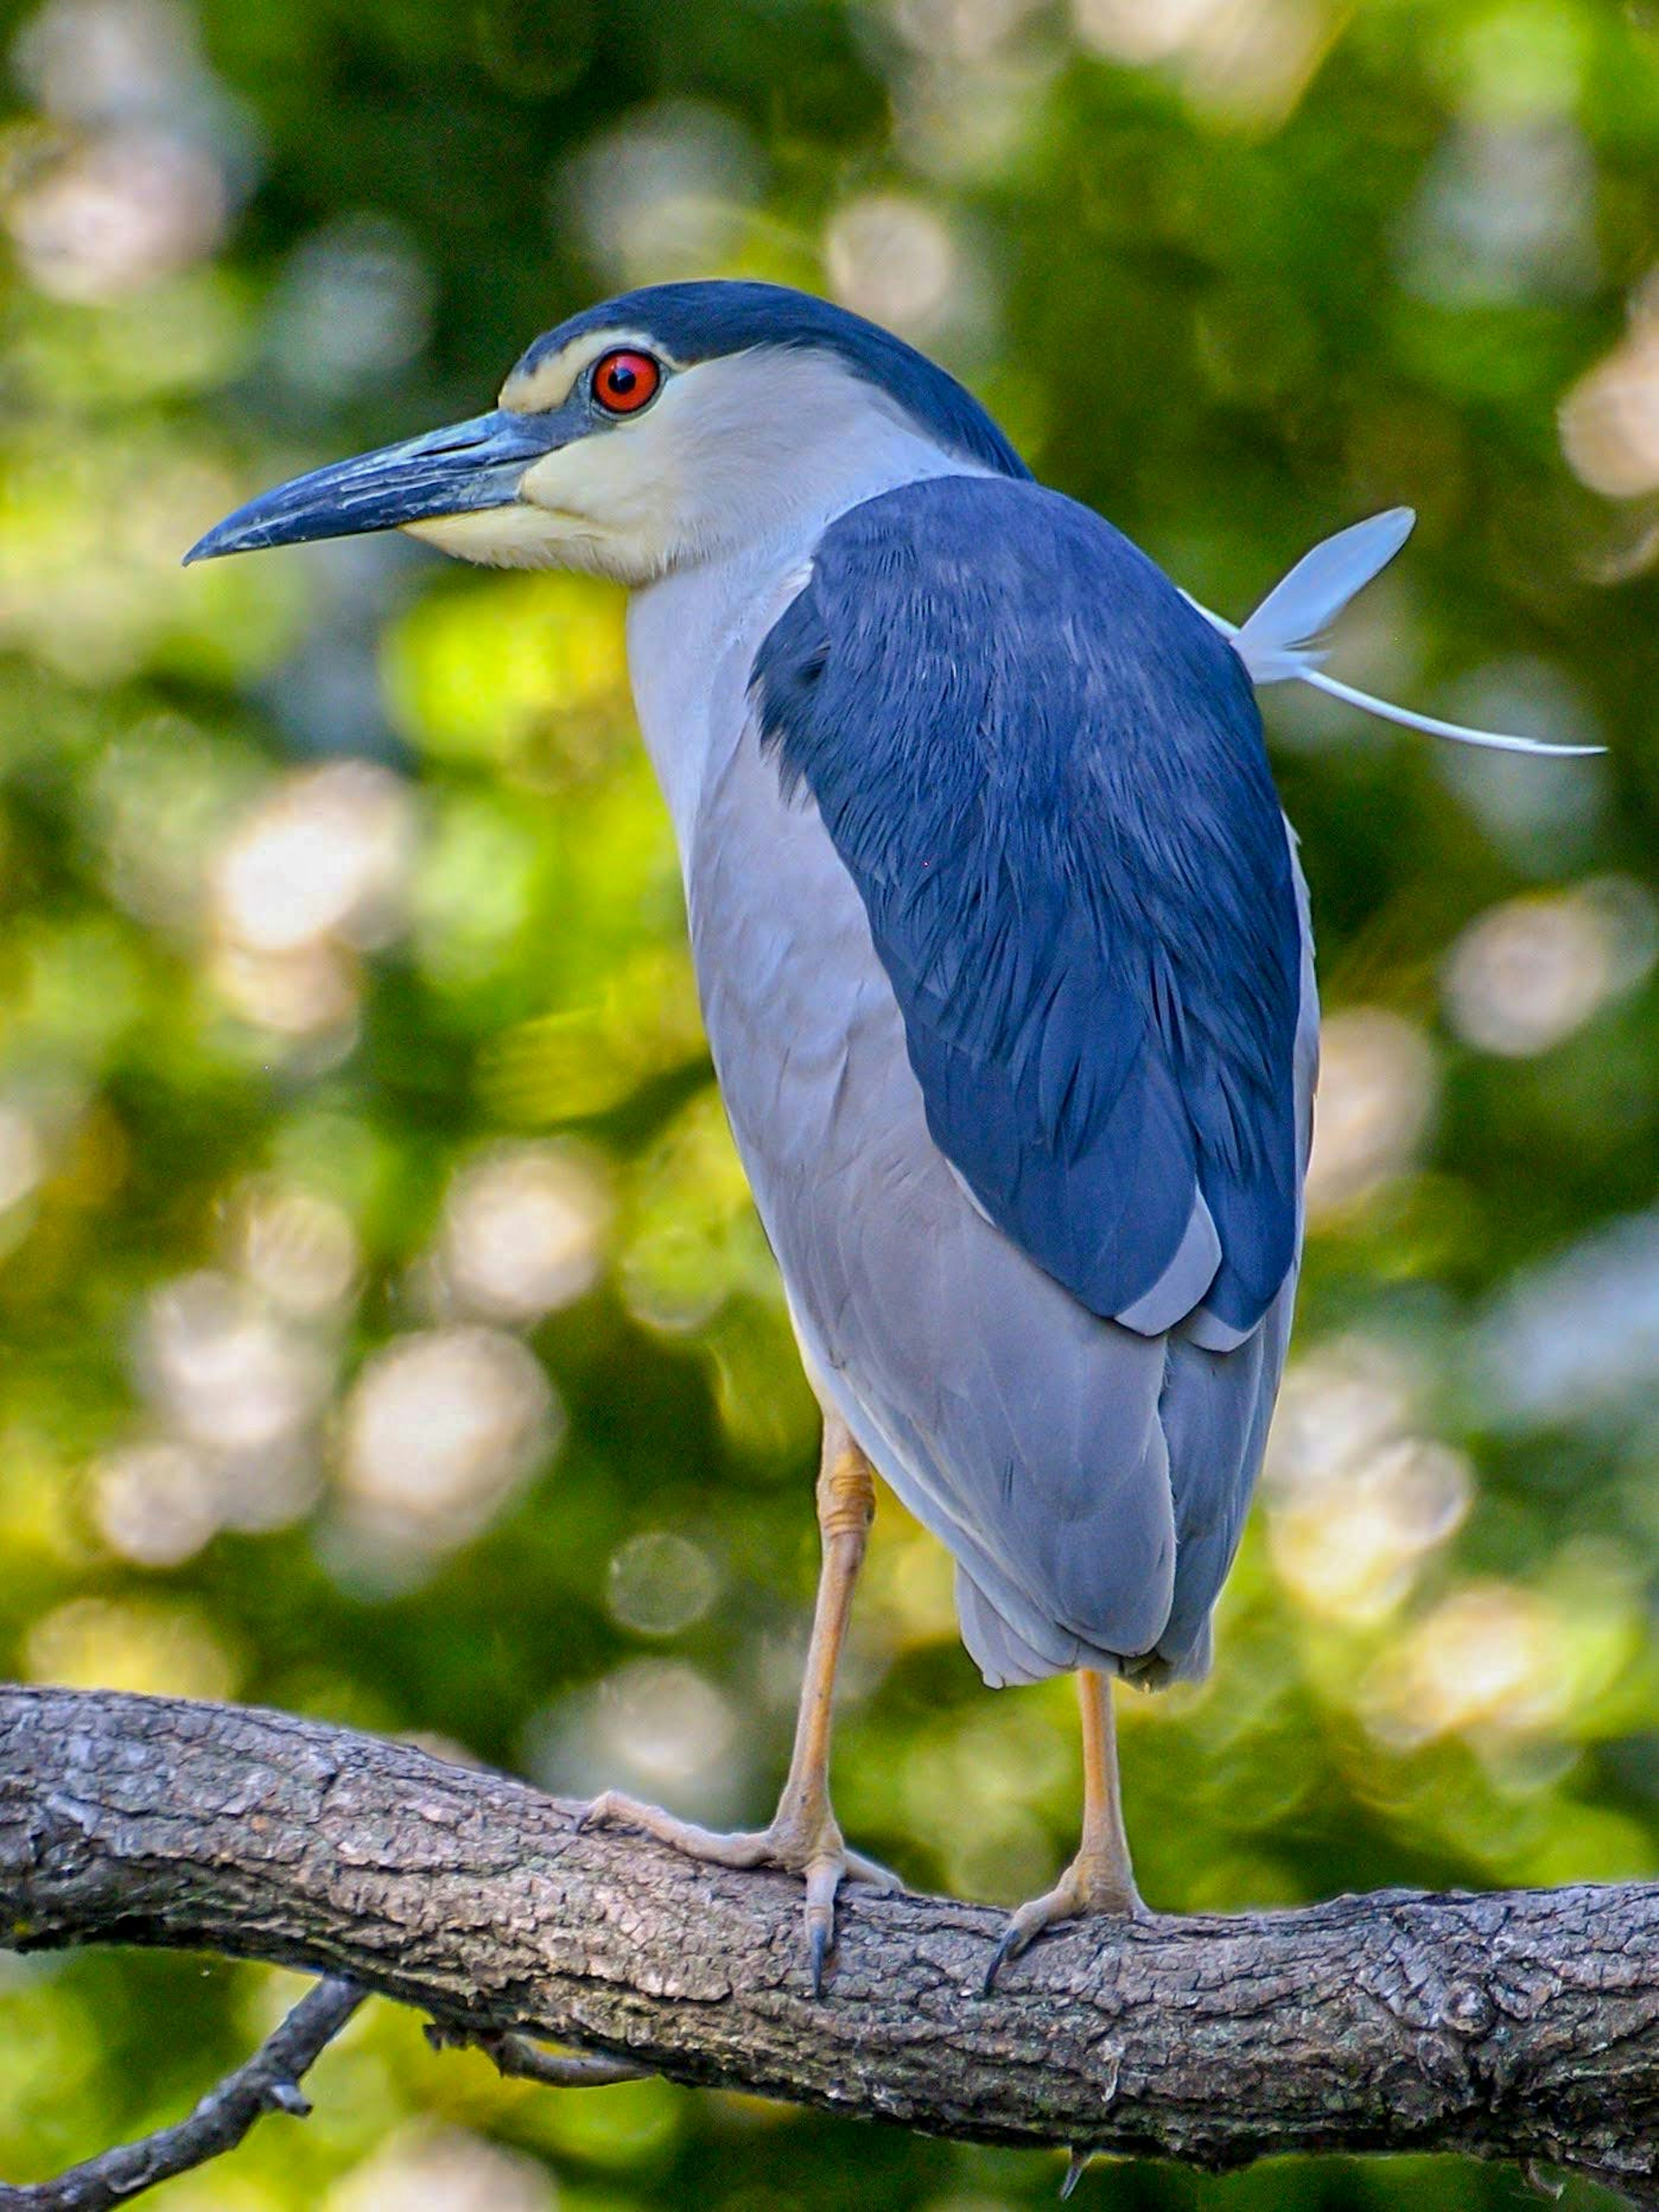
left=840, top=1844, right=903, bottom=1893
left=982, top=1882, right=1077, bottom=1995
left=982, top=1865, right=1144, bottom=1995
left=576, top=1789, right=776, bottom=1869
left=575, top=1789, right=899, bottom=1996
left=800, top=1834, right=906, bottom=1993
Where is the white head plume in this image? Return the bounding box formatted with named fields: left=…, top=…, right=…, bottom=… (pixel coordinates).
left=1185, top=509, right=1602, bottom=758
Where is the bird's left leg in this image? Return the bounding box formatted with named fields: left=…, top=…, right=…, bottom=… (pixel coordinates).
left=982, top=1669, right=1146, bottom=1993
left=581, top=1412, right=897, bottom=1992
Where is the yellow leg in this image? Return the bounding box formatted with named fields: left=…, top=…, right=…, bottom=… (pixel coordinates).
left=982, top=1670, right=1145, bottom=1993
left=771, top=1412, right=875, bottom=1851
left=581, top=1414, right=896, bottom=1994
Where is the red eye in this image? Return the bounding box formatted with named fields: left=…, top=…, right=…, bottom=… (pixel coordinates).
left=592, top=349, right=661, bottom=415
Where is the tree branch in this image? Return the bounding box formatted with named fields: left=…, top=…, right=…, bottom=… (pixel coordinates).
left=2, top=1685, right=1656, bottom=2204
left=0, top=1976, right=364, bottom=2209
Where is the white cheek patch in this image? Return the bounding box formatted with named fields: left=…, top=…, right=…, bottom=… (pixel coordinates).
left=521, top=412, right=679, bottom=525
left=517, top=414, right=688, bottom=579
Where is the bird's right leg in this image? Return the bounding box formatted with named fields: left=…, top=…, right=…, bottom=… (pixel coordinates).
left=580, top=1411, right=898, bottom=1993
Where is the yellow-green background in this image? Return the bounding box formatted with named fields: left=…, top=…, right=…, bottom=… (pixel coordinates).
left=0, top=0, right=1656, bottom=2203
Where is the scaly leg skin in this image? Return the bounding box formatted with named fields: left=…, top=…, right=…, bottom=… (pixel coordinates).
left=982, top=1669, right=1147, bottom=1995
left=580, top=1413, right=898, bottom=1996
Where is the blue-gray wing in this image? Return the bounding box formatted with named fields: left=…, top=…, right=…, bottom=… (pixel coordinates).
left=751, top=475, right=1302, bottom=1346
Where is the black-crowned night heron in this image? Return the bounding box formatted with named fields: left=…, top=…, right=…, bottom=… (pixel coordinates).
left=188, top=280, right=1587, bottom=1995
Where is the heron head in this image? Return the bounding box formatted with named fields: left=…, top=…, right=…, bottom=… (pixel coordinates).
left=184, top=281, right=1026, bottom=586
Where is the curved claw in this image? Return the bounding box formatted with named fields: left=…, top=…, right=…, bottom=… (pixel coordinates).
left=804, top=1851, right=848, bottom=1998
left=982, top=1920, right=1027, bottom=1996
left=982, top=1885, right=1070, bottom=1993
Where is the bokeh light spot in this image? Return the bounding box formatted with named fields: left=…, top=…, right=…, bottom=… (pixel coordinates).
left=25, top=1594, right=238, bottom=1700
left=340, top=1327, right=559, bottom=1553
left=1265, top=1336, right=1470, bottom=1623
left=91, top=1439, right=221, bottom=1566
left=233, top=1182, right=361, bottom=1318
left=442, top=1143, right=611, bottom=1324
left=327, top=2124, right=553, bottom=2212
left=1304, top=1008, right=1438, bottom=1221
left=211, top=762, right=415, bottom=959
left=1443, top=880, right=1656, bottom=1057
left=137, top=1269, right=331, bottom=1458
left=607, top=1529, right=721, bottom=1637
left=826, top=194, right=959, bottom=339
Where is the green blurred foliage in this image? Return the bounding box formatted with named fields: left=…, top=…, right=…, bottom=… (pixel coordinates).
left=0, top=0, right=1655, bottom=2204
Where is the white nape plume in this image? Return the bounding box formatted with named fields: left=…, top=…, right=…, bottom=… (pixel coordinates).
left=1185, top=509, right=1602, bottom=758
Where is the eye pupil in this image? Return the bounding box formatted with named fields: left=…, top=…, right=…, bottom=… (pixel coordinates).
left=594, top=349, right=660, bottom=414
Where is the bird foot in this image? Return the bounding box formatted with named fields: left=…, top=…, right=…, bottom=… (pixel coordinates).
left=577, top=1787, right=900, bottom=1996
left=982, top=1851, right=1146, bottom=1995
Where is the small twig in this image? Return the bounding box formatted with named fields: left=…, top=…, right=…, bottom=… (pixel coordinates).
left=1060, top=2147, right=1093, bottom=2199
left=0, top=1977, right=364, bottom=2211
left=426, top=2019, right=655, bottom=2088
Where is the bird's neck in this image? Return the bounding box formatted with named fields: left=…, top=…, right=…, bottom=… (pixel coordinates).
left=626, top=432, right=984, bottom=848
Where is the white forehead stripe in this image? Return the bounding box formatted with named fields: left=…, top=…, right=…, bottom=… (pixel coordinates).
left=499, top=328, right=679, bottom=415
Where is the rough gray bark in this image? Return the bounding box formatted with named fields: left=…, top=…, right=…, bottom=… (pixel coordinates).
left=2, top=1684, right=1656, bottom=2202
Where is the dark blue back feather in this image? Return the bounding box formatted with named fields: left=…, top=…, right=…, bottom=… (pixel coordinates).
left=752, top=476, right=1301, bottom=1338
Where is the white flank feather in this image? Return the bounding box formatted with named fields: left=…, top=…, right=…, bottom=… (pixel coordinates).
left=1183, top=509, right=1605, bottom=758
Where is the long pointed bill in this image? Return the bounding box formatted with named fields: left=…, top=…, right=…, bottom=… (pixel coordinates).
left=183, top=409, right=558, bottom=565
